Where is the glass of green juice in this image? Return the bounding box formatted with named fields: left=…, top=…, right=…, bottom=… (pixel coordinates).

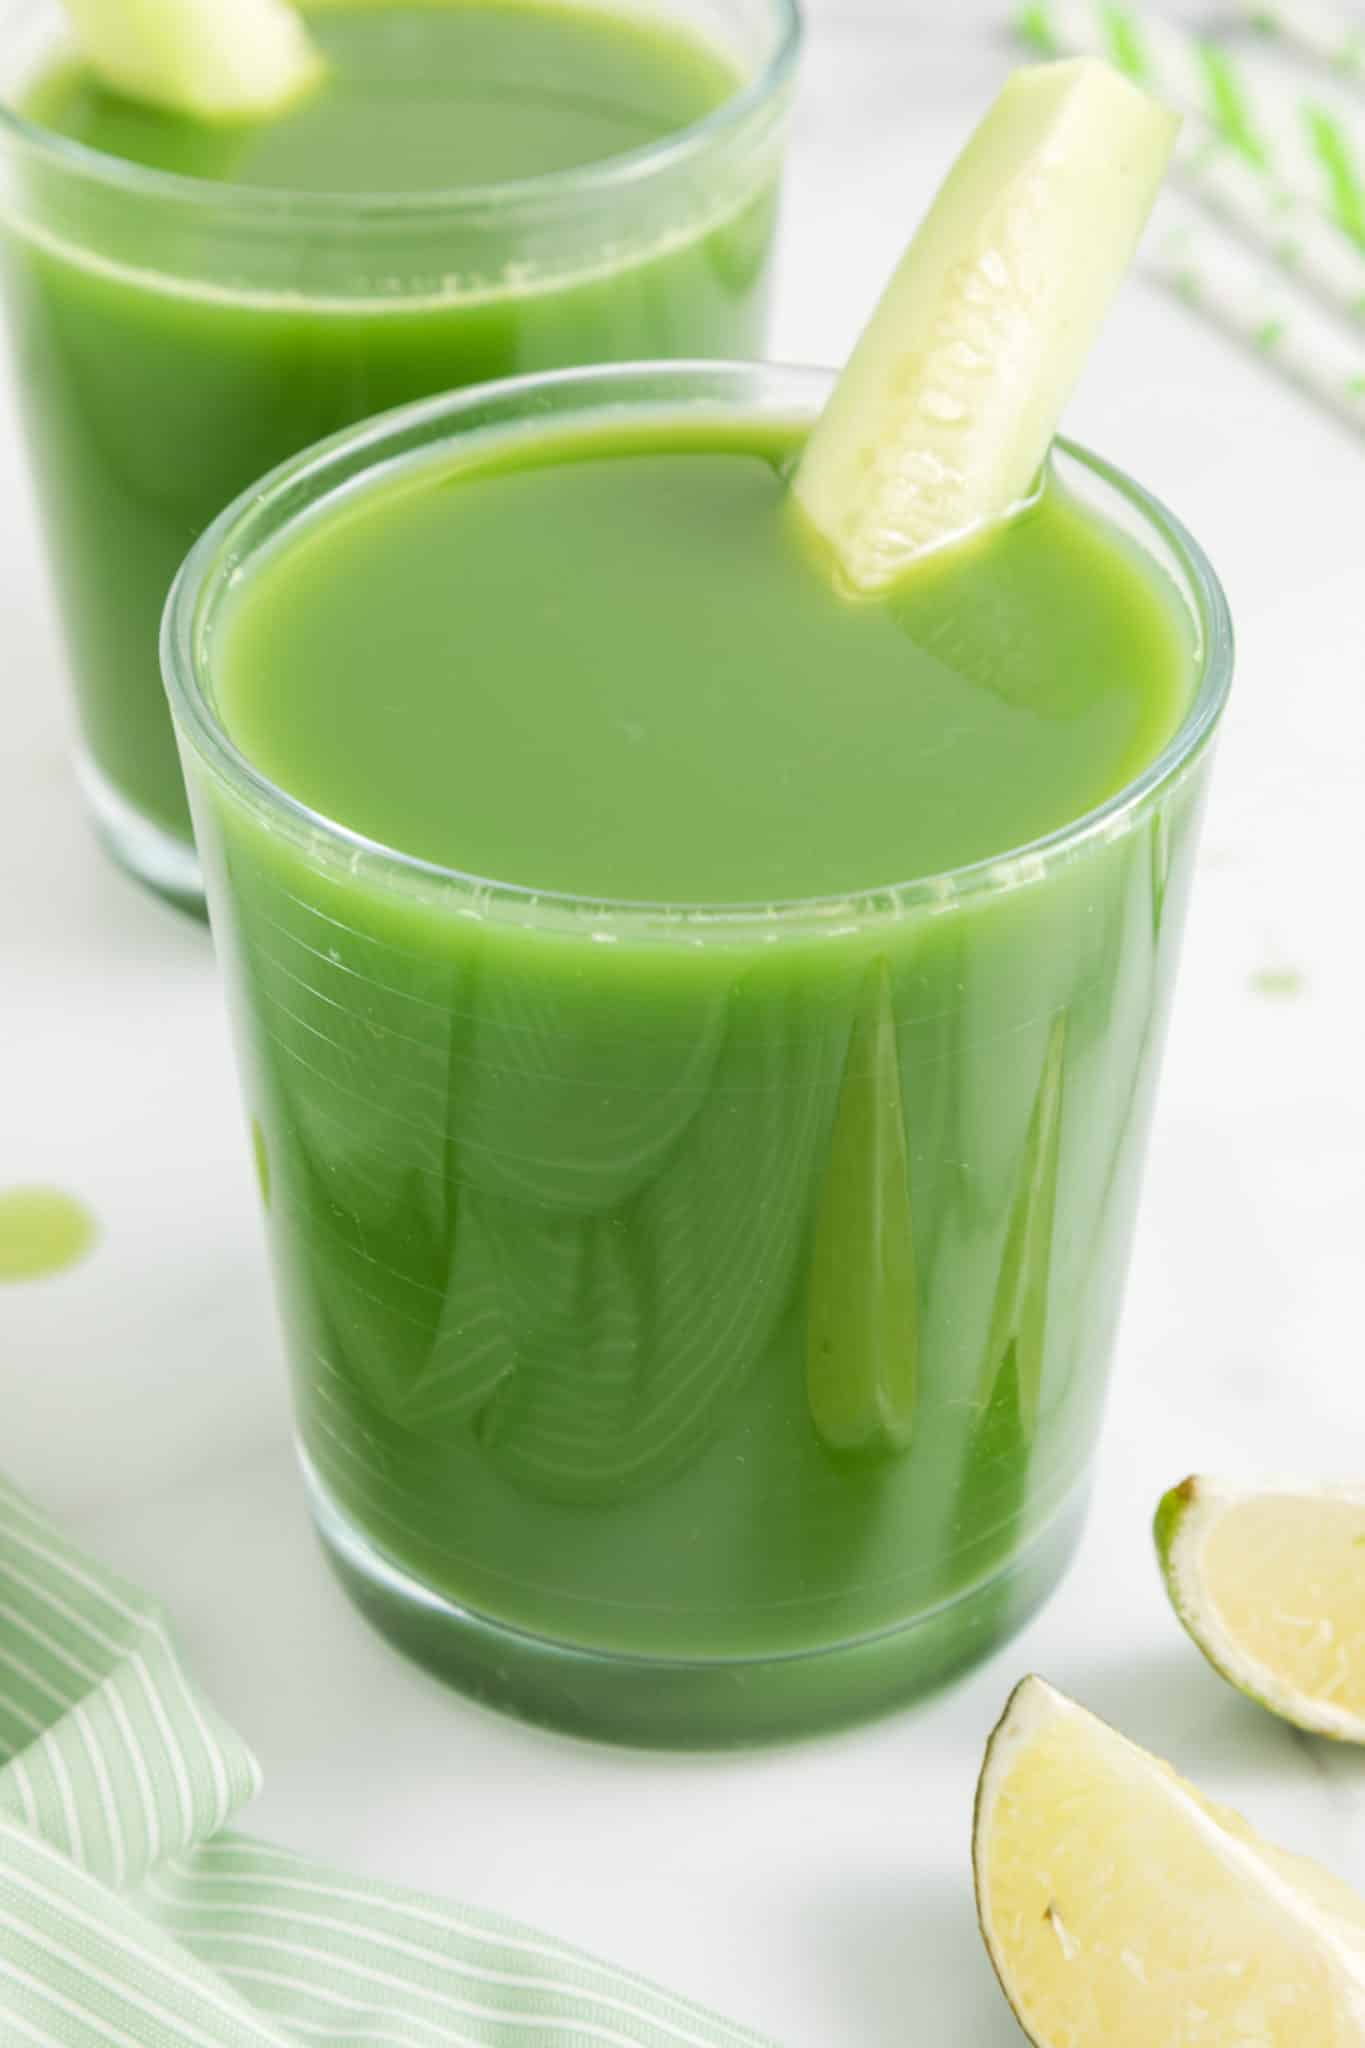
left=0, top=0, right=798, bottom=911
left=163, top=361, right=1232, bottom=1748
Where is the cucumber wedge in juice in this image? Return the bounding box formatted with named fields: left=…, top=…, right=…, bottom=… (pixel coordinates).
left=794, top=60, right=1179, bottom=593
left=61, top=0, right=323, bottom=121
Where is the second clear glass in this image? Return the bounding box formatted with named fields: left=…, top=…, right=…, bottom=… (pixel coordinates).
left=0, top=0, right=800, bottom=908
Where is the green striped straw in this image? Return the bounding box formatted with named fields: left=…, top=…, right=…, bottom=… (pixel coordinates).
left=1017, top=5, right=1365, bottom=328
left=1245, top=2, right=1365, bottom=82
left=1019, top=0, right=1365, bottom=247
left=1150, top=197, right=1365, bottom=433
left=1174, top=126, right=1365, bottom=323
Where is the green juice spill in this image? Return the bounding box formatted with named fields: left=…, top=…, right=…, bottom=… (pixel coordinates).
left=190, top=410, right=1209, bottom=1726
left=0, top=1187, right=97, bottom=1281
left=5, top=1, right=774, bottom=844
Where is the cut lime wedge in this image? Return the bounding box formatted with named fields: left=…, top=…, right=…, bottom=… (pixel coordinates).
left=793, top=60, right=1179, bottom=593
left=975, top=1676, right=1365, bottom=2045
left=63, top=0, right=324, bottom=122
left=1156, top=1476, right=1365, bottom=1743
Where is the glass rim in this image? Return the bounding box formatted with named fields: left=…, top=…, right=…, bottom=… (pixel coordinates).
left=0, top=0, right=802, bottom=222
left=164, top=358, right=1235, bottom=938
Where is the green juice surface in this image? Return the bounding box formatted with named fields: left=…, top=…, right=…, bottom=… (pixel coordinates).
left=26, top=2, right=736, bottom=192
left=4, top=2, right=777, bottom=849
left=188, top=410, right=1214, bottom=1739
left=219, top=421, right=1189, bottom=902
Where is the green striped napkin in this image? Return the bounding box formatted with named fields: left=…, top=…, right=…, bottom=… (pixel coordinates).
left=0, top=1473, right=773, bottom=2047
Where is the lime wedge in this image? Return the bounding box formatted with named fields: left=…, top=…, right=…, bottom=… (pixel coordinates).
left=792, top=60, right=1179, bottom=593
left=62, top=0, right=324, bottom=122
left=975, top=1676, right=1365, bottom=2045
left=1156, top=1476, right=1365, bottom=1743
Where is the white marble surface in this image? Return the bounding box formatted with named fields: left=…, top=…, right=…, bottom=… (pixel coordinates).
left=3, top=5, right=1364, bottom=2041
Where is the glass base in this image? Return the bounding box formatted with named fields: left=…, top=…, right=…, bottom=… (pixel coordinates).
left=302, top=1450, right=1087, bottom=1750
left=78, top=755, right=205, bottom=917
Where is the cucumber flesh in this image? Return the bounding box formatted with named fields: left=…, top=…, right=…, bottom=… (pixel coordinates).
left=793, top=60, right=1179, bottom=594
left=62, top=0, right=324, bottom=122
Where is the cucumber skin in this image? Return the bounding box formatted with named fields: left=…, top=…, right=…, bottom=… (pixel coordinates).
left=793, top=60, right=1179, bottom=593
left=63, top=0, right=324, bottom=123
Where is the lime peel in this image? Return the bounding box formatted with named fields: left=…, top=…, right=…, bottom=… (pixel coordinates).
left=792, top=59, right=1179, bottom=594
left=62, top=0, right=325, bottom=123
left=975, top=1675, right=1365, bottom=2046
left=1157, top=1474, right=1365, bottom=1744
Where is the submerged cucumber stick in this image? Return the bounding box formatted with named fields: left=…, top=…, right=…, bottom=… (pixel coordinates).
left=794, top=59, right=1179, bottom=592
left=62, top=0, right=323, bottom=121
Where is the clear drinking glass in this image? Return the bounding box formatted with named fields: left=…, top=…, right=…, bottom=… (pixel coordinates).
left=0, top=0, right=799, bottom=909
left=164, top=362, right=1233, bottom=1747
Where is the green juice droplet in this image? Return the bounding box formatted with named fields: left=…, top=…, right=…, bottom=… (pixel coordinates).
left=0, top=1187, right=98, bottom=1282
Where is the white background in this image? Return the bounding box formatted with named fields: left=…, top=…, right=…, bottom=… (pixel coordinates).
left=3, top=3, right=1364, bottom=2041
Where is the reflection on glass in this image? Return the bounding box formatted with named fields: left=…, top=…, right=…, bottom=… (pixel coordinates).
left=807, top=958, right=918, bottom=1456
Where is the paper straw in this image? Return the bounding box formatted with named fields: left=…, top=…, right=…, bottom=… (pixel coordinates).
left=1244, top=2, right=1365, bottom=82
left=1144, top=197, right=1365, bottom=432
left=1174, top=126, right=1365, bottom=322
left=1019, top=1, right=1365, bottom=246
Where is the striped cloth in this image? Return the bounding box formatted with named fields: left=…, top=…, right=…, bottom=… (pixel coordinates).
left=0, top=1474, right=773, bottom=2048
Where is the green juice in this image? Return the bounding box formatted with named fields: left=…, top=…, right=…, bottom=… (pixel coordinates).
left=1, top=0, right=786, bottom=868
left=175, top=382, right=1223, bottom=1744
left=222, top=430, right=1185, bottom=896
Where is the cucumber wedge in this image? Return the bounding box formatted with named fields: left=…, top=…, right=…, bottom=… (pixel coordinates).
left=62, top=0, right=324, bottom=123
left=793, top=60, right=1179, bottom=594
